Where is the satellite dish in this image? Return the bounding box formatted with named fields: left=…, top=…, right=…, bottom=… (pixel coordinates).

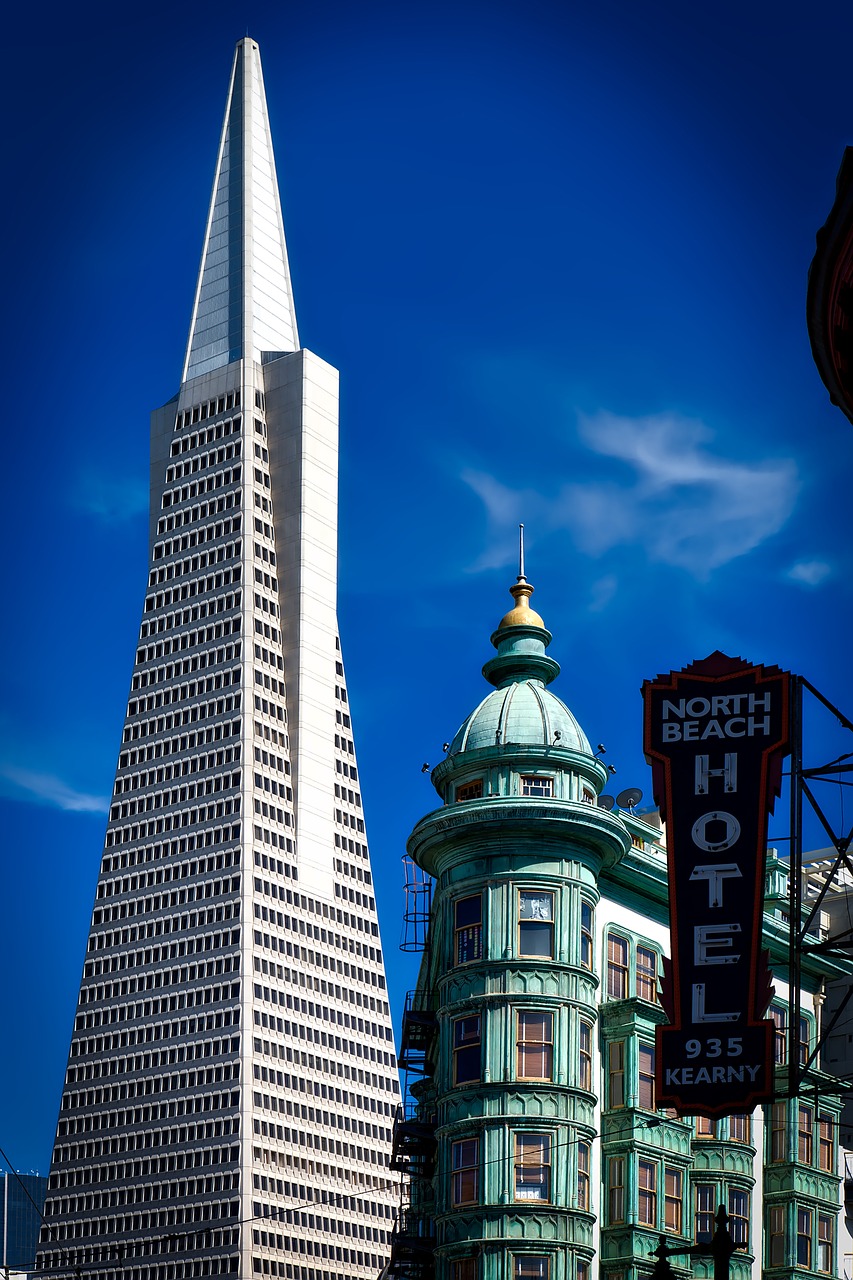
left=616, top=787, right=644, bottom=811
left=598, top=794, right=616, bottom=811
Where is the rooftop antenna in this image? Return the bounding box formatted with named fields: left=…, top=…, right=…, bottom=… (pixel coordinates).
left=518, top=523, right=526, bottom=581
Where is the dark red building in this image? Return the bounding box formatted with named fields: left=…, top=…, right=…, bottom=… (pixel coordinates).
left=807, top=146, right=853, bottom=424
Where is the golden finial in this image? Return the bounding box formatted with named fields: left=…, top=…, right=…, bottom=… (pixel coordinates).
left=498, top=524, right=546, bottom=629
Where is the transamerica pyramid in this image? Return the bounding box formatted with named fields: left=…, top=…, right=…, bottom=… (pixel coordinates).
left=36, top=38, right=399, bottom=1280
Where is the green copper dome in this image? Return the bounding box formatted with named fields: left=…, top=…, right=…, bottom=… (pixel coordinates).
left=448, top=679, right=591, bottom=754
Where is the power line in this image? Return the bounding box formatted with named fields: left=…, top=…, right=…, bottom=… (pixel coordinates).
left=0, top=1143, right=50, bottom=1228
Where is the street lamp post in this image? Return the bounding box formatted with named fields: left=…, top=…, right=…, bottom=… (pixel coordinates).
left=651, top=1204, right=740, bottom=1280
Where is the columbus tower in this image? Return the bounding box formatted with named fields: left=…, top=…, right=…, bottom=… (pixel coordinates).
left=36, top=38, right=398, bottom=1280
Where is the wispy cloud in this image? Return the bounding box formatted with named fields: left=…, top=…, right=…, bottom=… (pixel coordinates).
left=71, top=470, right=148, bottom=523
left=462, top=410, right=799, bottom=579
left=787, top=559, right=832, bottom=587
left=461, top=470, right=544, bottom=570
left=0, top=765, right=109, bottom=813
left=588, top=574, right=618, bottom=612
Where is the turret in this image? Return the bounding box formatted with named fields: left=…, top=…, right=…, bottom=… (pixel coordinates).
left=391, top=544, right=630, bottom=1280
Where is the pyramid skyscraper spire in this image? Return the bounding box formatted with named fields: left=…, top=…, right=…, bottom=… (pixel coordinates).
left=37, top=38, right=398, bottom=1280
left=184, top=40, right=299, bottom=381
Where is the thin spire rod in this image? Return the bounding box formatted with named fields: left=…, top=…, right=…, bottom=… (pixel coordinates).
left=518, top=523, right=526, bottom=582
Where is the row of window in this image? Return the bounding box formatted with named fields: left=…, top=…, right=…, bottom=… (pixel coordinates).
left=607, top=1157, right=702, bottom=1235
left=153, top=516, right=243, bottom=563
left=769, top=1004, right=812, bottom=1064
left=133, top=644, right=242, bottom=689
left=447, top=1155, right=836, bottom=1272
left=454, top=892, right=565, bottom=964
left=452, top=1258, right=588, bottom=1280
left=155, top=490, right=241, bottom=537
left=769, top=1204, right=834, bottom=1270
left=452, top=1011, right=592, bottom=1088
left=174, top=394, right=240, bottom=432
left=448, top=1136, right=752, bottom=1239
left=252, top=1115, right=389, bottom=1168
left=166, top=440, right=242, bottom=483
left=451, top=1134, right=585, bottom=1209
left=450, top=1020, right=833, bottom=1170
left=120, top=694, right=243, bottom=747
left=454, top=775, right=596, bottom=804
left=115, top=750, right=242, bottom=797
left=149, top=541, right=241, bottom=588
left=770, top=1101, right=835, bottom=1169
left=453, top=893, right=660, bottom=1000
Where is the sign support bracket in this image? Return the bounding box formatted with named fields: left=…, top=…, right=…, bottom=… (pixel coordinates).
left=785, top=673, right=853, bottom=1097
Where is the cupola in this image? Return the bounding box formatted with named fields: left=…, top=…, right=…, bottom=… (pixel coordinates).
left=446, top=528, right=591, bottom=757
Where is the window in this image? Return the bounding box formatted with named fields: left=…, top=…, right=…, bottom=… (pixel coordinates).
left=577, top=1142, right=590, bottom=1211
left=514, top=1258, right=548, bottom=1280
left=695, top=1115, right=716, bottom=1139
left=770, top=1005, right=787, bottom=1063
left=728, top=1188, right=749, bottom=1247
left=768, top=1205, right=785, bottom=1266
left=608, top=1157, right=625, bottom=1224
left=517, top=1011, right=553, bottom=1080
left=576, top=1263, right=590, bottom=1280
left=455, top=895, right=482, bottom=965
left=580, top=901, right=593, bottom=970
left=456, top=780, right=483, bottom=802
left=728, top=1114, right=750, bottom=1144
left=578, top=1020, right=592, bottom=1091
left=798, top=1207, right=812, bottom=1268
left=451, top=1139, right=479, bottom=1206
left=638, top=1160, right=657, bottom=1226
left=770, top=1102, right=787, bottom=1161
left=638, top=1044, right=655, bottom=1110
left=664, top=1168, right=682, bottom=1234
left=608, top=1041, right=625, bottom=1108
left=799, top=1016, right=810, bottom=1066
left=818, top=1112, right=834, bottom=1171
left=514, top=1133, right=551, bottom=1202
left=818, top=1213, right=834, bottom=1273
left=518, top=892, right=554, bottom=957
left=606, top=934, right=629, bottom=998
left=453, top=1016, right=481, bottom=1085
left=798, top=1104, right=813, bottom=1164
left=452, top=1261, right=476, bottom=1280
left=520, top=775, right=553, bottom=798
left=512, top=1136, right=550, bottom=1203
left=695, top=1184, right=715, bottom=1240
left=636, top=946, right=657, bottom=1002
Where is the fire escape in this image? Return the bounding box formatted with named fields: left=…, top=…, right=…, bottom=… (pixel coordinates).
left=388, top=858, right=437, bottom=1280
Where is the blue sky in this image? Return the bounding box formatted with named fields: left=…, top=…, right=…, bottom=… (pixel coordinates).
left=2, top=0, right=853, bottom=1174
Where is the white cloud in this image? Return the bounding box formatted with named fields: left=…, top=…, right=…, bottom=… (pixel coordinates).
left=461, top=410, right=799, bottom=578
left=787, top=559, right=832, bottom=587
left=588, top=574, right=618, bottom=612
left=0, top=765, right=109, bottom=813
left=461, top=469, right=547, bottom=570
left=71, top=470, right=148, bottom=523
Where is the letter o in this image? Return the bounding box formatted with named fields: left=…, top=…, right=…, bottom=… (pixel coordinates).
left=691, top=810, right=741, bottom=853
left=686, top=697, right=711, bottom=717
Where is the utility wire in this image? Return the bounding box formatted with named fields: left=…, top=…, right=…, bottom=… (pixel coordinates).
left=0, top=1142, right=51, bottom=1226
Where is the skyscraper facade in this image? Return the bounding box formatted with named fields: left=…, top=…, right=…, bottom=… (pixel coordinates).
left=37, top=38, right=398, bottom=1280
left=2, top=1173, right=48, bottom=1272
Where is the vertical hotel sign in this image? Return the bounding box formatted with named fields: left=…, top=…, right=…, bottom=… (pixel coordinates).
left=642, top=652, right=790, bottom=1116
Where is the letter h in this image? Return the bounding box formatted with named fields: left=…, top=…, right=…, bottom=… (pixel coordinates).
left=695, top=753, right=737, bottom=795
